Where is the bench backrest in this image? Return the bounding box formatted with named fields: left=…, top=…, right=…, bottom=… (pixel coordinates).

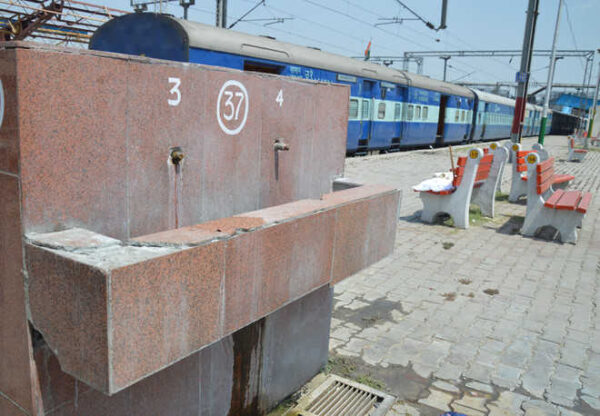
left=534, top=156, right=555, bottom=195
left=453, top=153, right=493, bottom=187
left=516, top=150, right=534, bottom=173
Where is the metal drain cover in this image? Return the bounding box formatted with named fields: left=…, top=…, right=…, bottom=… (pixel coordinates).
left=289, top=374, right=395, bottom=416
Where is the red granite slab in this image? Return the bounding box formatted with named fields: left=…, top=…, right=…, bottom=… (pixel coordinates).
left=26, top=184, right=399, bottom=394
left=0, top=395, right=26, bottom=416
left=259, top=79, right=315, bottom=208
left=26, top=245, right=110, bottom=393
left=199, top=71, right=263, bottom=222
left=16, top=49, right=129, bottom=239
left=0, top=174, right=35, bottom=414
left=0, top=49, right=19, bottom=174
left=110, top=242, right=224, bottom=392
left=126, top=62, right=207, bottom=237
left=331, top=191, right=399, bottom=284
left=309, top=84, right=348, bottom=193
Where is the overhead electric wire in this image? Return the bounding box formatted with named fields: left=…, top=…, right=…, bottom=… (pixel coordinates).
left=563, top=0, right=585, bottom=70
left=189, top=4, right=358, bottom=55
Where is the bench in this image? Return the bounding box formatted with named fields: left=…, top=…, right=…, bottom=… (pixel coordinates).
left=472, top=143, right=508, bottom=217
left=521, top=153, right=592, bottom=243
left=416, top=148, right=492, bottom=229
left=508, top=143, right=574, bottom=202
left=584, top=135, right=600, bottom=149
left=568, top=137, right=588, bottom=162
left=504, top=141, right=514, bottom=164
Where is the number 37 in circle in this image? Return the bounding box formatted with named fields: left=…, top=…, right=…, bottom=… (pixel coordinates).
left=217, top=80, right=249, bottom=136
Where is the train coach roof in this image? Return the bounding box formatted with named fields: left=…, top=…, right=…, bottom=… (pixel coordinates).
left=470, top=89, right=515, bottom=107
left=401, top=72, right=474, bottom=98
left=176, top=17, right=412, bottom=86
left=176, top=17, right=475, bottom=97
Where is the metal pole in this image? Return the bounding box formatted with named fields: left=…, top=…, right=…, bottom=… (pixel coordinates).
left=587, top=59, right=600, bottom=138
left=539, top=0, right=562, bottom=144
left=511, top=0, right=540, bottom=143
left=577, top=57, right=590, bottom=130
left=216, top=0, right=227, bottom=28
left=440, top=56, right=450, bottom=81
left=584, top=53, right=595, bottom=131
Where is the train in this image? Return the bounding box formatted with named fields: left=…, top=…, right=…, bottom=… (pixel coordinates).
left=90, top=13, right=577, bottom=155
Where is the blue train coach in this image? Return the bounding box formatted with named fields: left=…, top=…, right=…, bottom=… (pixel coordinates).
left=91, top=13, right=476, bottom=154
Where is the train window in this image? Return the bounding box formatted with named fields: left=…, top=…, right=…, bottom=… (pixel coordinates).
left=362, top=100, right=370, bottom=119
left=415, top=106, right=421, bottom=119
left=377, top=102, right=386, bottom=119
left=478, top=113, right=481, bottom=123
left=243, top=61, right=283, bottom=74
left=455, top=110, right=459, bottom=122
left=462, top=110, right=466, bottom=121
left=394, top=103, right=401, bottom=120
left=349, top=99, right=359, bottom=119
left=407, top=105, right=414, bottom=121
left=422, top=106, right=428, bottom=120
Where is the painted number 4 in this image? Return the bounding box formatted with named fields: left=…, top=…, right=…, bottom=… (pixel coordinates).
left=168, top=77, right=181, bottom=106
left=276, top=89, right=284, bottom=107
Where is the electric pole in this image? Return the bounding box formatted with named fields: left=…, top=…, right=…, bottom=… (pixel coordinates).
left=216, top=0, right=227, bottom=28
left=511, top=0, right=540, bottom=143
left=440, top=56, right=451, bottom=81
left=538, top=0, right=562, bottom=144
left=587, top=59, right=600, bottom=139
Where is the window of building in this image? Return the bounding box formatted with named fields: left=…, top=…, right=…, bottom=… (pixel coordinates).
left=378, top=102, right=386, bottom=119
left=349, top=99, right=359, bottom=119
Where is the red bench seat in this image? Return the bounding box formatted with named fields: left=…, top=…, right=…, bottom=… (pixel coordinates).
left=544, top=189, right=592, bottom=213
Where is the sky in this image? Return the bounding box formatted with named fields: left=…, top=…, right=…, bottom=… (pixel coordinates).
left=103, top=0, right=600, bottom=98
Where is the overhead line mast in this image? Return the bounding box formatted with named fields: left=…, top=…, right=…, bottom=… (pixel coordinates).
left=511, top=0, right=540, bottom=144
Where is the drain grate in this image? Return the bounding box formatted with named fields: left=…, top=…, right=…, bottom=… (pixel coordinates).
left=290, top=375, right=395, bottom=416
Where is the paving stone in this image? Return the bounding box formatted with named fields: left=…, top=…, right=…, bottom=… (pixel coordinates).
left=581, top=395, right=600, bottom=410
left=433, top=362, right=463, bottom=381
left=451, top=403, right=486, bottom=416
left=492, top=364, right=523, bottom=389
left=330, top=326, right=357, bottom=342
left=389, top=402, right=421, bottom=416
left=452, top=392, right=489, bottom=413
left=417, top=389, right=453, bottom=412
left=335, top=138, right=600, bottom=414
left=522, top=399, right=560, bottom=416
left=432, top=380, right=460, bottom=393
left=465, top=381, right=494, bottom=394
left=487, top=390, right=527, bottom=416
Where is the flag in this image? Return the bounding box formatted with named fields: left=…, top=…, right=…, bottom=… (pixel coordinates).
left=364, top=40, right=371, bottom=61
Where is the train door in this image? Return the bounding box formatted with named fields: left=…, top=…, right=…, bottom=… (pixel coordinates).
left=436, top=95, right=448, bottom=146
left=481, top=103, right=488, bottom=139
left=358, top=80, right=375, bottom=152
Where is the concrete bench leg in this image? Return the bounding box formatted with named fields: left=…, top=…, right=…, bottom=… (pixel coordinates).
left=471, top=147, right=508, bottom=218
left=419, top=193, right=470, bottom=229
left=509, top=176, right=527, bottom=202
left=521, top=206, right=582, bottom=244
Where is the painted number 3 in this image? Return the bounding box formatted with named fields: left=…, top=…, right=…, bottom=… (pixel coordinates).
left=168, top=77, right=181, bottom=106
left=276, top=89, right=283, bottom=107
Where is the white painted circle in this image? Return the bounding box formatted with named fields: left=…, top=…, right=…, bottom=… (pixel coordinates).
left=216, top=80, right=249, bottom=136
left=0, top=79, right=4, bottom=130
